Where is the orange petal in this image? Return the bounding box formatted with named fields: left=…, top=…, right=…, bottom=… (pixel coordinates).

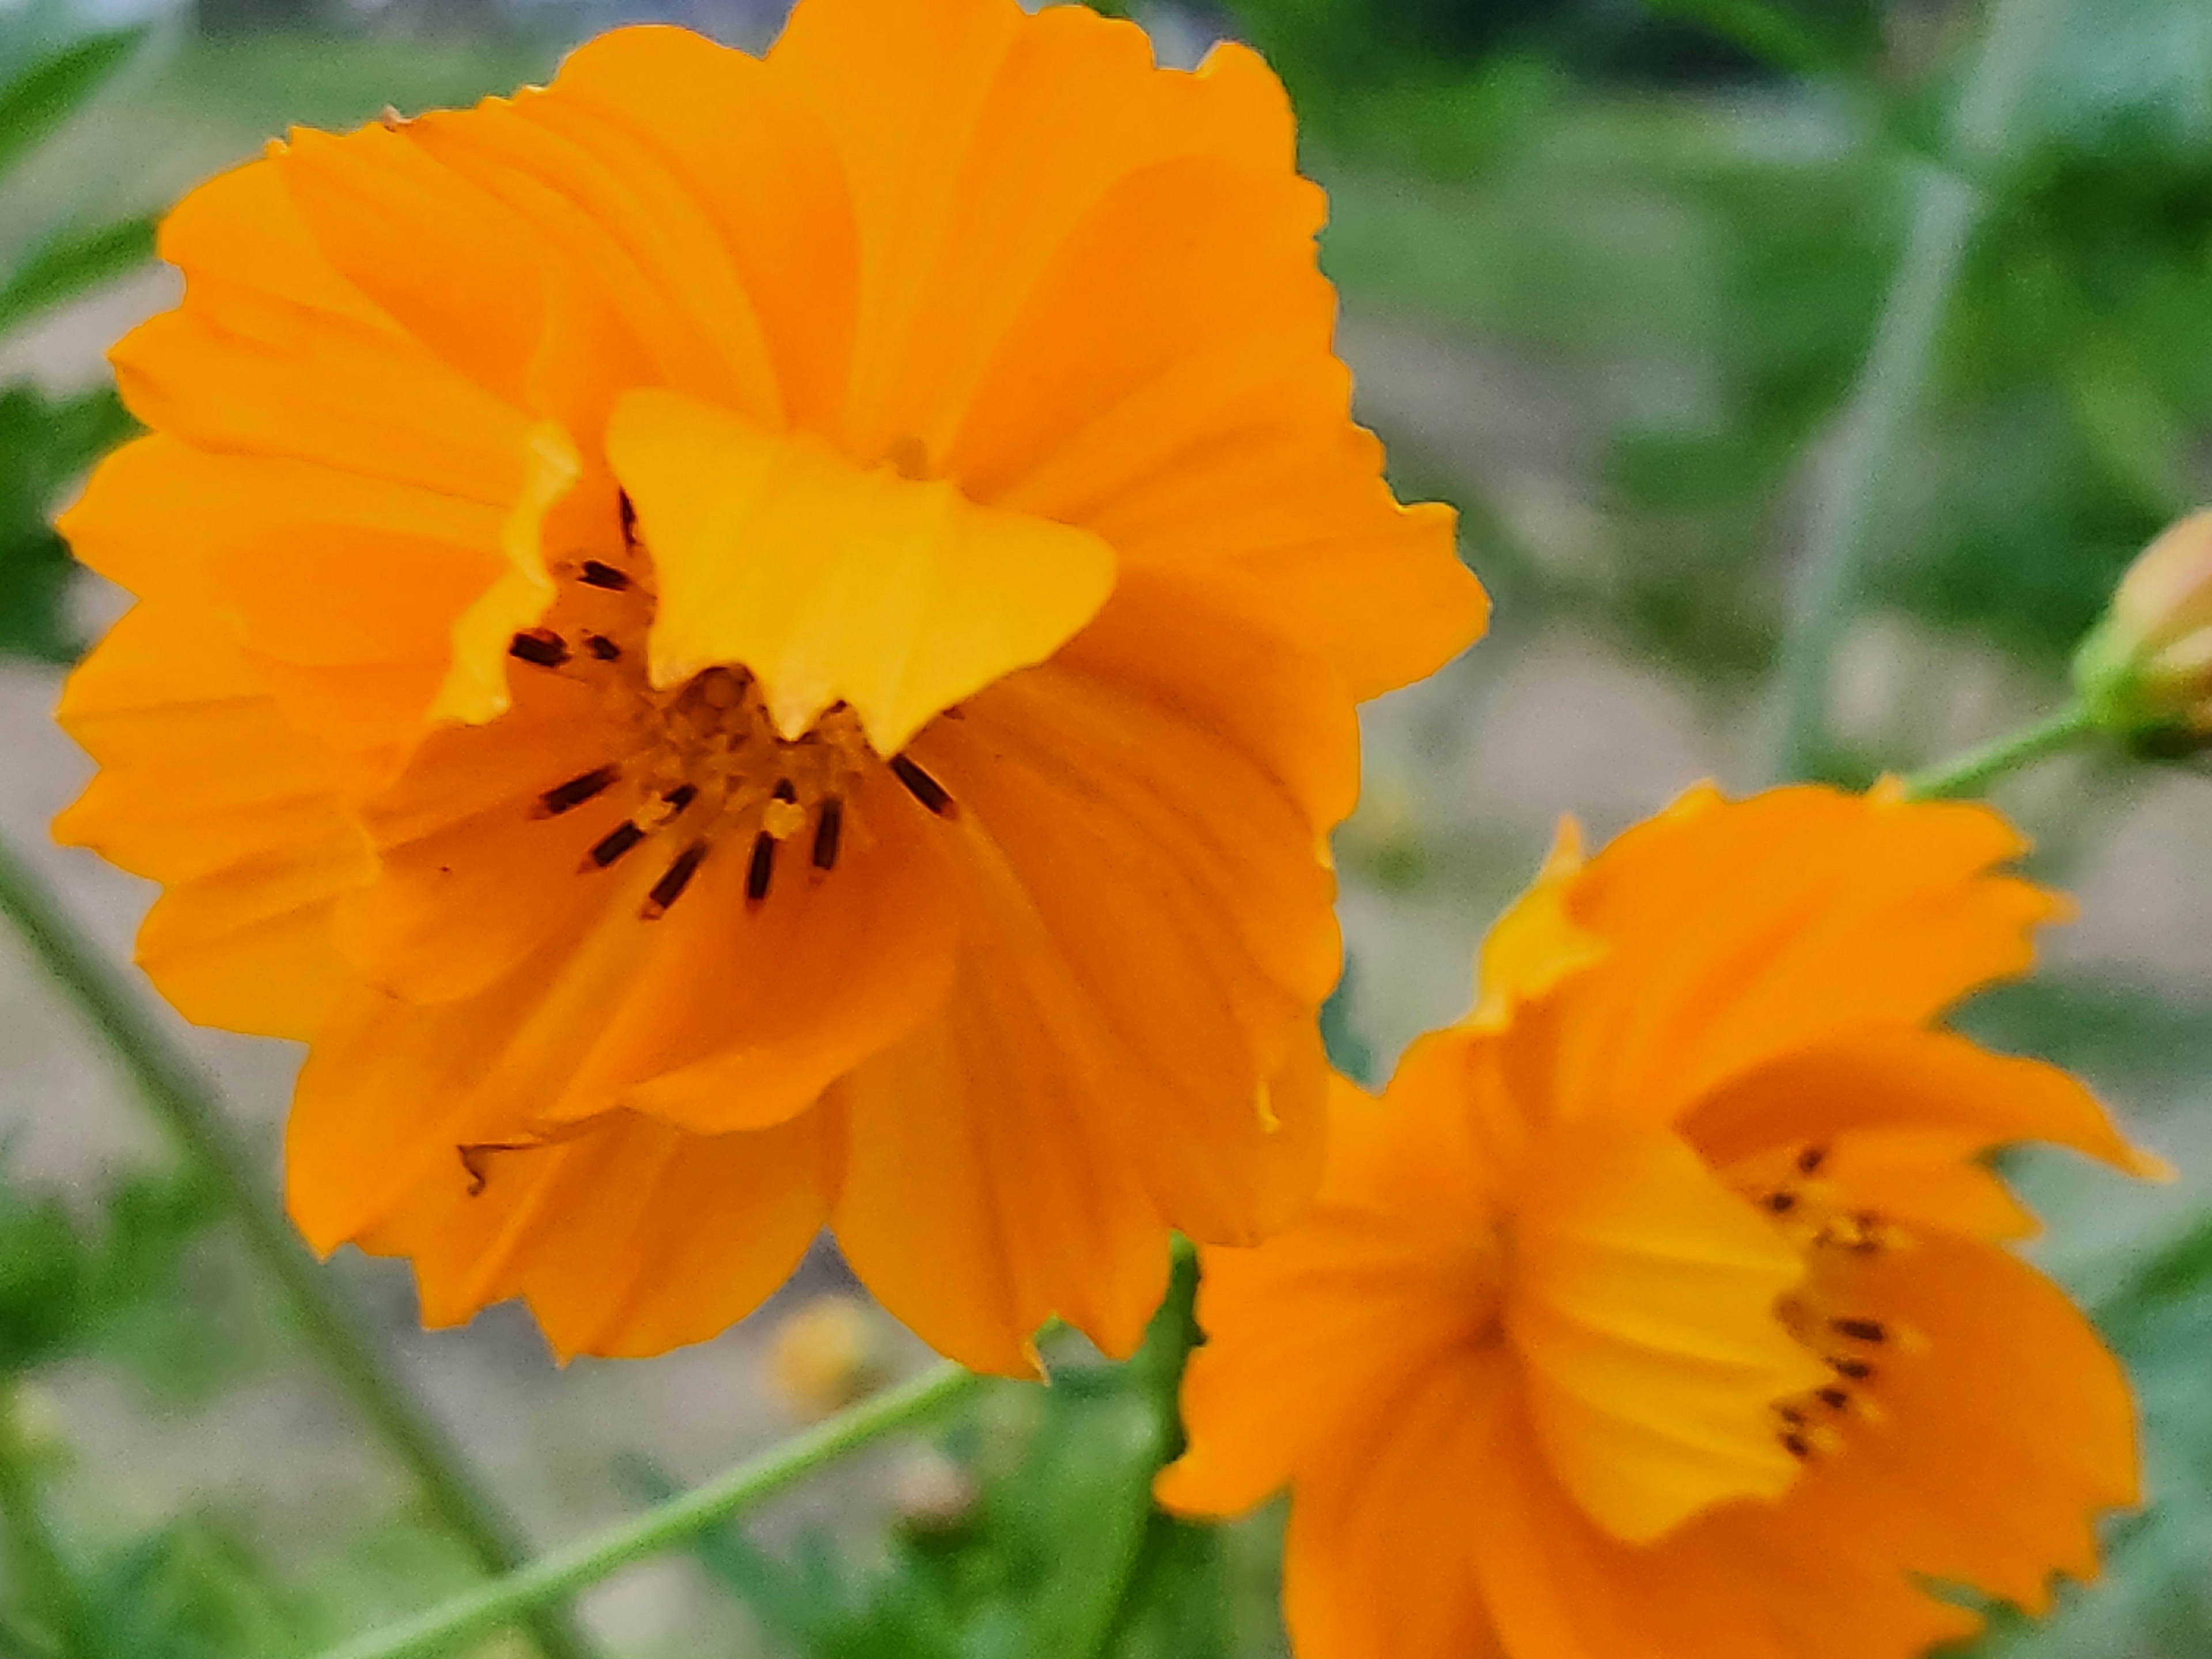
left=54, top=600, right=372, bottom=1040
left=60, top=434, right=508, bottom=606
left=344, top=1107, right=832, bottom=1360
left=828, top=984, right=1171, bottom=1378
left=59, top=430, right=571, bottom=781
left=1776, top=1232, right=2138, bottom=1615
left=402, top=74, right=785, bottom=428
left=273, top=120, right=549, bottom=408
left=1278, top=1349, right=1512, bottom=1659
left=553, top=767, right=959, bottom=1134
left=291, top=781, right=952, bottom=1247
left=115, top=160, right=539, bottom=507
left=914, top=569, right=1350, bottom=1241
left=1683, top=1026, right=2162, bottom=1180
left=1506, top=1119, right=1828, bottom=1544
left=948, top=148, right=1483, bottom=702
left=1548, top=786, right=2062, bottom=1125
left=608, top=388, right=1116, bottom=754
left=333, top=669, right=634, bottom=1002
left=1161, top=1077, right=1503, bottom=1518
left=767, top=0, right=1290, bottom=460
left=1472, top=1393, right=1980, bottom=1659
left=540, top=25, right=859, bottom=431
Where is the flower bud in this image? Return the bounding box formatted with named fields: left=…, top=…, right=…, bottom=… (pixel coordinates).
left=2075, top=510, right=2212, bottom=749
left=765, top=1293, right=893, bottom=1421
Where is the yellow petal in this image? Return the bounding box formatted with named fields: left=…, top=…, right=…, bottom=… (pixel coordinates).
left=1506, top=1119, right=1828, bottom=1545
left=1469, top=816, right=1603, bottom=1031
left=428, top=419, right=582, bottom=726
left=607, top=387, right=1116, bottom=753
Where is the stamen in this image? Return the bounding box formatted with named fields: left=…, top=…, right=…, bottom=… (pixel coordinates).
left=584, top=632, right=622, bottom=662
left=586, top=821, right=646, bottom=869
left=509, top=628, right=569, bottom=668
left=579, top=559, right=631, bottom=591
left=618, top=490, right=638, bottom=546
left=746, top=831, right=777, bottom=906
left=891, top=753, right=955, bottom=816
left=457, top=1139, right=539, bottom=1196
left=1781, top=1431, right=1811, bottom=1460
left=1831, top=1317, right=1887, bottom=1344
left=663, top=784, right=698, bottom=814
left=1762, top=1191, right=1797, bottom=1214
left=1816, top=1387, right=1850, bottom=1410
left=644, top=840, right=709, bottom=918
left=772, top=778, right=798, bottom=802
left=1830, top=1357, right=1874, bottom=1381
left=1797, top=1144, right=1829, bottom=1175
left=812, top=797, right=844, bottom=872
left=537, top=765, right=619, bottom=817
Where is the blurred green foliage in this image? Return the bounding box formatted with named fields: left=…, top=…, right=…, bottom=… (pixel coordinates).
left=619, top=1251, right=1264, bottom=1659
left=0, top=20, right=147, bottom=668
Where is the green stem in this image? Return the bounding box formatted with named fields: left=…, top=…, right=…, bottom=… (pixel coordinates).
left=0, top=1382, right=97, bottom=1659
left=1085, top=1242, right=1205, bottom=1659
left=0, top=833, right=599, bottom=1659
left=1897, top=703, right=2097, bottom=800
left=1768, top=0, right=2059, bottom=781
left=316, top=1360, right=987, bottom=1659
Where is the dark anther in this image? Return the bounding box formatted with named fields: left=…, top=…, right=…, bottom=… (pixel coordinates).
left=772, top=778, right=798, bottom=803
left=509, top=628, right=569, bottom=668
left=1831, top=1317, right=1887, bottom=1344
left=812, top=797, right=844, bottom=872
left=579, top=559, right=631, bottom=591
left=1775, top=1404, right=1805, bottom=1426
left=1781, top=1431, right=1811, bottom=1461
left=459, top=1145, right=492, bottom=1196
left=745, top=831, right=777, bottom=906
left=645, top=840, right=709, bottom=918
left=891, top=754, right=955, bottom=816
left=1763, top=1191, right=1797, bottom=1214
left=457, top=1140, right=535, bottom=1196
left=584, top=632, right=622, bottom=662
left=1816, top=1387, right=1850, bottom=1410
left=587, top=821, right=646, bottom=869
left=1830, top=1358, right=1874, bottom=1381
left=618, top=490, right=638, bottom=544
left=1797, top=1144, right=1829, bottom=1175
left=663, top=784, right=699, bottom=814
left=538, top=765, right=619, bottom=817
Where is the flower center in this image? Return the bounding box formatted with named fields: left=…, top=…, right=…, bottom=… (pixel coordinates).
left=1744, top=1141, right=1912, bottom=1463
left=501, top=492, right=957, bottom=917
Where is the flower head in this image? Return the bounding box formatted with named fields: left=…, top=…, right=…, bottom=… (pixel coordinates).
left=2077, top=509, right=2212, bottom=748
left=1163, top=786, right=2157, bottom=1659
left=52, top=0, right=1485, bottom=1371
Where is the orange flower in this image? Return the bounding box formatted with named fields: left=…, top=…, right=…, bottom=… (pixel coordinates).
left=51, top=1, right=1484, bottom=1372
left=1162, top=786, right=2158, bottom=1659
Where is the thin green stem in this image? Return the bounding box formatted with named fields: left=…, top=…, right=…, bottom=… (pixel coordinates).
left=1768, top=0, right=2060, bottom=781
left=0, top=832, right=599, bottom=1659
left=1085, top=1241, right=1205, bottom=1659
left=317, top=1360, right=987, bottom=1659
left=1897, top=703, right=2097, bottom=800
left=0, top=1382, right=97, bottom=1659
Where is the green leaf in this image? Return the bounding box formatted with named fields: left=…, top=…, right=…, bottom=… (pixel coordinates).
left=0, top=28, right=145, bottom=187
left=0, top=381, right=135, bottom=665
left=0, top=215, right=156, bottom=337
left=1634, top=0, right=1862, bottom=78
